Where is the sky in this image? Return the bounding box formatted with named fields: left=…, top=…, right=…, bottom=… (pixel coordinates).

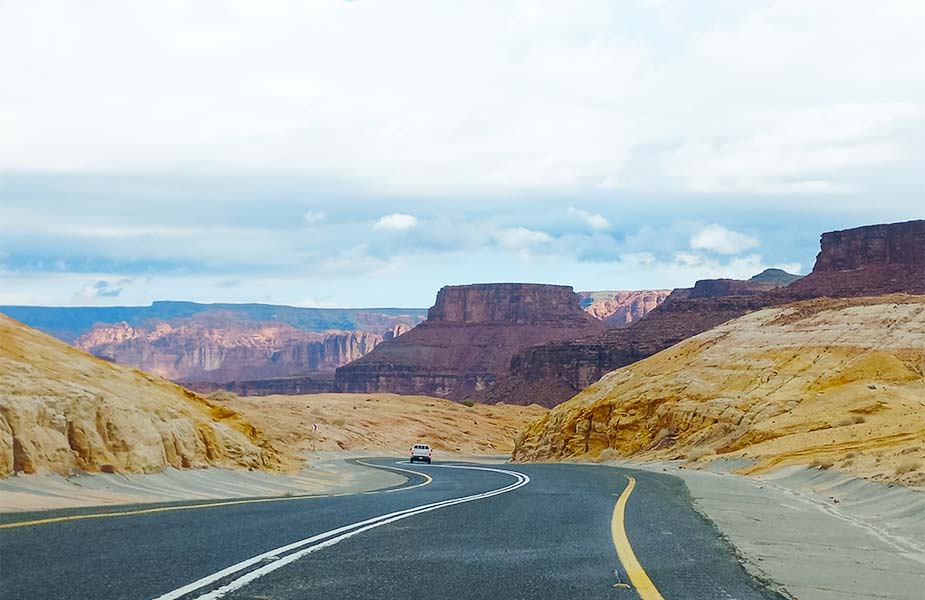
left=1, top=0, right=923, bottom=308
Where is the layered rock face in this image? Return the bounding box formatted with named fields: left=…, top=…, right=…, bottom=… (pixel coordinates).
left=577, top=290, right=671, bottom=326
left=0, top=314, right=288, bottom=477
left=184, top=372, right=337, bottom=396
left=785, top=219, right=924, bottom=298
left=334, top=284, right=605, bottom=400
left=76, top=319, right=392, bottom=384
left=512, top=296, right=925, bottom=488
left=478, top=291, right=773, bottom=407
left=686, top=278, right=779, bottom=299
left=487, top=220, right=924, bottom=407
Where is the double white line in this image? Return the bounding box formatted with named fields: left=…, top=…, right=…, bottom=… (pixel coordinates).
left=153, top=464, right=530, bottom=600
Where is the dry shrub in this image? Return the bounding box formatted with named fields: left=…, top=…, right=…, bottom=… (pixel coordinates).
left=833, top=415, right=866, bottom=427
left=655, top=427, right=677, bottom=442
left=685, top=447, right=715, bottom=462
left=844, top=450, right=860, bottom=460
left=810, top=457, right=834, bottom=470
left=593, top=448, right=621, bottom=463
left=207, top=390, right=239, bottom=402
left=895, top=459, right=921, bottom=475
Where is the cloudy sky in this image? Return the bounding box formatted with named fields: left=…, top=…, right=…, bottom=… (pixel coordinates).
left=1, top=1, right=922, bottom=307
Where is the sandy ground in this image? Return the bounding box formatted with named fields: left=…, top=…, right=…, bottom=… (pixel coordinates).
left=219, top=392, right=547, bottom=458
left=606, top=459, right=925, bottom=600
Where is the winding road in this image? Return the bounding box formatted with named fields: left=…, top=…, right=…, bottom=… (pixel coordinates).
left=0, top=459, right=783, bottom=600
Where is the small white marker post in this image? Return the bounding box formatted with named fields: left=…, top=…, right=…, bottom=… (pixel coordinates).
left=311, top=423, right=318, bottom=453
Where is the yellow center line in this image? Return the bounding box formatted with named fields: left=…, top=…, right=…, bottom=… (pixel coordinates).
left=0, top=459, right=433, bottom=531
left=611, top=475, right=666, bottom=600
left=0, top=492, right=334, bottom=531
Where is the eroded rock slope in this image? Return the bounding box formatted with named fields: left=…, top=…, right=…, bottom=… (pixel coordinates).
left=513, top=296, right=925, bottom=487
left=0, top=314, right=288, bottom=477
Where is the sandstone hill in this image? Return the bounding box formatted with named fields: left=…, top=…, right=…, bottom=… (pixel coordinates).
left=334, top=284, right=605, bottom=400
left=576, top=289, right=671, bottom=326
left=512, top=295, right=925, bottom=488
left=221, top=392, right=547, bottom=457
left=0, top=313, right=288, bottom=477
left=486, top=220, right=924, bottom=407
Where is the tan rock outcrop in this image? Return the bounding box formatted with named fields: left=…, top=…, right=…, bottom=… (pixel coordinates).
left=512, top=296, right=925, bottom=487
left=0, top=313, right=289, bottom=477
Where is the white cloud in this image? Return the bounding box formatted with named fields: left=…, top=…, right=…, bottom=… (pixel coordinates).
left=491, top=227, right=554, bottom=255
left=72, top=279, right=132, bottom=303
left=568, top=206, right=611, bottom=230
left=1, top=1, right=922, bottom=196
left=374, top=213, right=419, bottom=231
left=303, top=210, right=326, bottom=225
left=690, top=225, right=759, bottom=255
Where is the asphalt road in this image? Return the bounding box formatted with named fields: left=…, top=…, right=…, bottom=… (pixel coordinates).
left=0, top=459, right=783, bottom=600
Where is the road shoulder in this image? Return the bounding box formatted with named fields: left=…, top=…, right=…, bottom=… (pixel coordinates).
left=603, top=459, right=925, bottom=600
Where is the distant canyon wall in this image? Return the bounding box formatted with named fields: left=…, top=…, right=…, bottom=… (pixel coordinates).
left=576, top=290, right=671, bottom=326
left=77, top=321, right=411, bottom=384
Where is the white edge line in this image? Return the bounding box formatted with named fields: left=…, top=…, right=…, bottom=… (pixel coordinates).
left=152, top=463, right=528, bottom=600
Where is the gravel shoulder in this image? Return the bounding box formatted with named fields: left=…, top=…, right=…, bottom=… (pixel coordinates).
left=606, top=459, right=925, bottom=600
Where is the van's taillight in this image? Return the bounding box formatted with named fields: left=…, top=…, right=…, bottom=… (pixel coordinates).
left=428, top=450, right=432, bottom=456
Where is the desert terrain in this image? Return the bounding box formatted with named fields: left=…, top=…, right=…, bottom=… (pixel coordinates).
left=513, top=295, right=925, bottom=488
left=215, top=392, right=547, bottom=458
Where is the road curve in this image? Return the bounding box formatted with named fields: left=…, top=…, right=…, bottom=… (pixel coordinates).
left=0, top=459, right=783, bottom=600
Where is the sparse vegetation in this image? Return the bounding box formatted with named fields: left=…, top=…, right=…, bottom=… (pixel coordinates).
left=593, top=448, right=621, bottom=463
left=207, top=390, right=239, bottom=402
left=810, top=458, right=834, bottom=470
left=833, top=415, right=866, bottom=427
left=895, top=459, right=921, bottom=475
left=460, top=399, right=475, bottom=407
left=655, top=427, right=677, bottom=442
left=685, top=447, right=715, bottom=462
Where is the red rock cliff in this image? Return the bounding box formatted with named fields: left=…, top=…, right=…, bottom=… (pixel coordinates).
left=483, top=219, right=925, bottom=407
left=786, top=219, right=924, bottom=297
left=334, top=283, right=605, bottom=400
